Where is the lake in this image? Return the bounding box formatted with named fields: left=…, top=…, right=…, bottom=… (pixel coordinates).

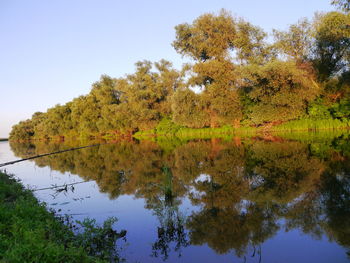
left=0, top=132, right=349, bottom=262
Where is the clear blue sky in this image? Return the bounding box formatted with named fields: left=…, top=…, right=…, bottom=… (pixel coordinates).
left=0, top=0, right=335, bottom=137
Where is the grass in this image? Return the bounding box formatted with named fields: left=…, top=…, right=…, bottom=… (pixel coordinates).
left=0, top=170, right=125, bottom=263
left=272, top=118, right=350, bottom=132
left=175, top=126, right=256, bottom=139
left=134, top=120, right=257, bottom=141
left=134, top=117, right=350, bottom=142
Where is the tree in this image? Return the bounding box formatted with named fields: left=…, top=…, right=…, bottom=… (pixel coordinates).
left=89, top=75, right=121, bottom=132
left=313, top=12, right=350, bottom=81
left=171, top=89, right=209, bottom=128
left=332, top=0, right=350, bottom=12
left=38, top=104, right=72, bottom=138
left=115, top=60, right=182, bottom=132
left=241, top=61, right=320, bottom=125
left=71, top=95, right=100, bottom=136
left=273, top=18, right=313, bottom=63
left=9, top=119, right=35, bottom=141
left=90, top=75, right=120, bottom=105
left=234, top=19, right=272, bottom=65
left=173, top=9, right=236, bottom=61
left=191, top=59, right=242, bottom=127
left=172, top=10, right=243, bottom=127
left=172, top=9, right=271, bottom=64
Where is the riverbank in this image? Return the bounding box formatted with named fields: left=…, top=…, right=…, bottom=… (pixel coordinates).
left=0, top=170, right=124, bottom=262
left=0, top=138, right=8, bottom=141
left=133, top=118, right=350, bottom=141
left=8, top=117, right=350, bottom=143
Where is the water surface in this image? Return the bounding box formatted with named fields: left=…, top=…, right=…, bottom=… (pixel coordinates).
left=0, top=133, right=349, bottom=262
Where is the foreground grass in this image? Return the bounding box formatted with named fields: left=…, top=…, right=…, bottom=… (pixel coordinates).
left=0, top=170, right=124, bottom=263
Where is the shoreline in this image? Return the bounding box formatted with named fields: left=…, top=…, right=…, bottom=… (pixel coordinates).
left=0, top=170, right=123, bottom=262
left=6, top=124, right=350, bottom=144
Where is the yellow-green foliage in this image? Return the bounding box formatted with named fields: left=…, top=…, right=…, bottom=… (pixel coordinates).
left=241, top=61, right=320, bottom=125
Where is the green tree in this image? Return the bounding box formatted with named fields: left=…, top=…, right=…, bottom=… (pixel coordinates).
left=89, top=75, right=121, bottom=132
left=313, top=12, right=350, bottom=81
left=9, top=120, right=35, bottom=141
left=173, top=9, right=236, bottom=61
left=115, top=60, right=182, bottom=132
left=36, top=104, right=72, bottom=138
left=234, top=19, right=272, bottom=65
left=242, top=61, right=320, bottom=125
left=191, top=59, right=242, bottom=127
left=71, top=95, right=100, bottom=136
left=273, top=18, right=313, bottom=63
left=171, top=89, right=209, bottom=128
left=172, top=10, right=244, bottom=127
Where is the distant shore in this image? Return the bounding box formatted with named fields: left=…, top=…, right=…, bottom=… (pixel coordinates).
left=0, top=138, right=8, bottom=141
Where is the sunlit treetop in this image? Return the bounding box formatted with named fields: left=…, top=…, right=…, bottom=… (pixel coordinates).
left=172, top=9, right=271, bottom=65
left=172, top=9, right=236, bottom=61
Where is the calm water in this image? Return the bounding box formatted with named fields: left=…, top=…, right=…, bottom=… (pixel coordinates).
left=0, top=133, right=349, bottom=263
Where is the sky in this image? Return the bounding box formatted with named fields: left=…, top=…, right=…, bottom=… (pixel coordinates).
left=0, top=0, right=335, bottom=138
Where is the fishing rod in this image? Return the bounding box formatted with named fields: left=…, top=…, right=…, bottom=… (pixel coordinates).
left=0, top=143, right=104, bottom=168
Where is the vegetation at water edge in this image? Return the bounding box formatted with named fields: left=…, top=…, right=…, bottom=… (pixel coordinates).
left=0, top=170, right=125, bottom=263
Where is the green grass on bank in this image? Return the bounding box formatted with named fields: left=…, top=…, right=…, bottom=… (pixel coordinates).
left=272, top=118, right=350, bottom=132
left=133, top=118, right=257, bottom=141
left=134, top=117, right=350, bottom=142
left=0, top=171, right=124, bottom=263
left=175, top=126, right=256, bottom=139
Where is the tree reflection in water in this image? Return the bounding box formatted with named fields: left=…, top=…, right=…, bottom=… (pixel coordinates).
left=9, top=132, right=350, bottom=260
left=150, top=167, right=189, bottom=260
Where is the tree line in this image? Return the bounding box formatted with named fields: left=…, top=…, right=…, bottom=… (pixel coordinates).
left=10, top=1, right=350, bottom=140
